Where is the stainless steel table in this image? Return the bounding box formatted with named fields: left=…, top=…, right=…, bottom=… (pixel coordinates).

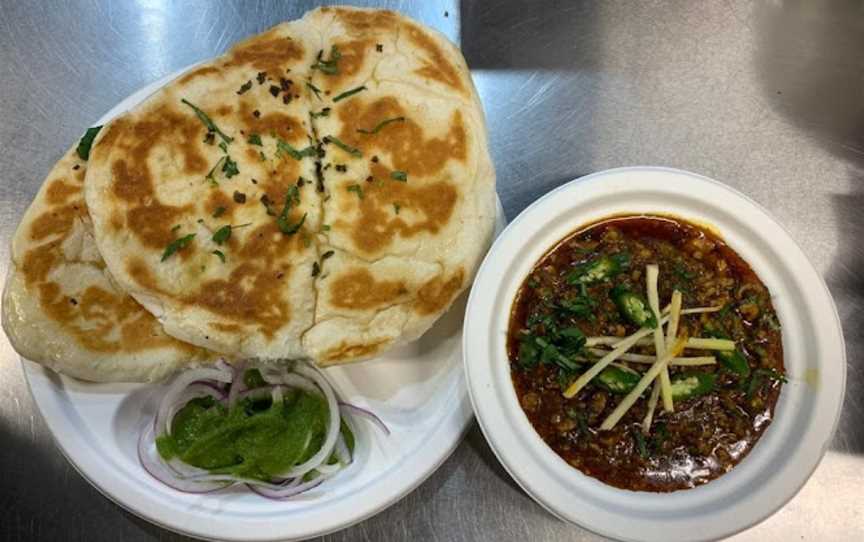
left=1, top=1, right=861, bottom=540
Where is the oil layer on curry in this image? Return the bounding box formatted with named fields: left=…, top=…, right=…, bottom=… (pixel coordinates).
left=507, top=215, right=785, bottom=492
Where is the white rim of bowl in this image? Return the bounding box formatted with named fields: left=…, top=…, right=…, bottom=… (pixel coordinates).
left=463, top=166, right=846, bottom=542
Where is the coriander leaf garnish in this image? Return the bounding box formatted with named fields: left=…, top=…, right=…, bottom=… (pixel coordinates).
left=212, top=206, right=226, bottom=218
left=161, top=233, right=196, bottom=262
left=259, top=151, right=267, bottom=161
left=181, top=99, right=233, bottom=144
left=76, top=125, right=103, bottom=160
left=212, top=225, right=232, bottom=245
left=171, top=224, right=181, bottom=233
left=332, top=85, right=367, bottom=102
left=275, top=186, right=305, bottom=234
left=311, top=46, right=341, bottom=75
left=222, top=155, right=239, bottom=178
left=311, top=108, right=331, bottom=119
left=347, top=184, right=364, bottom=199
left=278, top=212, right=306, bottom=234
left=323, top=135, right=362, bottom=157
left=247, top=133, right=263, bottom=146
left=275, top=138, right=317, bottom=160
left=205, top=156, right=226, bottom=186
left=212, top=249, right=226, bottom=263
left=322, top=224, right=331, bottom=231
left=393, top=202, right=401, bottom=214
left=357, top=117, right=405, bottom=135
left=306, top=81, right=322, bottom=99
left=312, top=261, right=321, bottom=277
left=321, top=250, right=335, bottom=260
left=218, top=141, right=228, bottom=153
left=390, top=170, right=408, bottom=182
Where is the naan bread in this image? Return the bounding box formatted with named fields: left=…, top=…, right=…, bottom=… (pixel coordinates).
left=300, top=7, right=496, bottom=364
left=84, top=18, right=323, bottom=359
left=2, top=148, right=212, bottom=381
left=82, top=6, right=495, bottom=365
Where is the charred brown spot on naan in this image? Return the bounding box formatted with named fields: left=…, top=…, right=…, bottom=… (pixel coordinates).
left=240, top=101, right=306, bottom=143
left=183, top=263, right=291, bottom=338
left=209, top=322, right=244, bottom=333
left=329, top=268, right=408, bottom=310
left=178, top=66, right=221, bottom=85
left=335, top=178, right=458, bottom=255
left=239, top=221, right=308, bottom=263
left=320, top=339, right=390, bottom=363
left=324, top=7, right=399, bottom=33
left=225, top=27, right=304, bottom=74
left=414, top=269, right=464, bottom=315
left=45, top=179, right=81, bottom=205
left=127, top=257, right=163, bottom=292
left=337, top=97, right=467, bottom=174
left=22, top=242, right=59, bottom=285
left=321, top=39, right=373, bottom=88
left=403, top=22, right=466, bottom=95
left=105, top=107, right=212, bottom=251
left=126, top=202, right=193, bottom=249
left=28, top=202, right=87, bottom=242
left=205, top=191, right=237, bottom=220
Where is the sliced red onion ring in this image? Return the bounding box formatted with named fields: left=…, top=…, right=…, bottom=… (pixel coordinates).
left=334, top=432, right=352, bottom=465
left=227, top=360, right=247, bottom=408
left=156, top=367, right=232, bottom=437
left=235, top=386, right=278, bottom=403
left=278, top=365, right=341, bottom=479
left=339, top=402, right=390, bottom=436
left=138, top=422, right=233, bottom=494
left=246, top=474, right=329, bottom=500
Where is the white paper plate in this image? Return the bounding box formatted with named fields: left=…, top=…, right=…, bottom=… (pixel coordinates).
left=22, top=64, right=505, bottom=541
left=463, top=167, right=845, bottom=542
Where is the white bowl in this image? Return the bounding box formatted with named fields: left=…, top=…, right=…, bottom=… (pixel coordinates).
left=463, top=167, right=845, bottom=542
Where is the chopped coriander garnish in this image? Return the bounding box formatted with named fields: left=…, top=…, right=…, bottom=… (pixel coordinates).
left=357, top=117, right=405, bottom=135
left=311, top=46, right=341, bottom=75
left=390, top=170, right=408, bottom=182
left=278, top=212, right=306, bottom=234
left=181, top=99, right=233, bottom=144
left=212, top=249, right=226, bottom=263
left=212, top=206, right=226, bottom=218
left=259, top=151, right=267, bottom=161
left=347, top=184, right=364, bottom=199
left=311, top=108, right=331, bottom=119
left=323, top=135, right=361, bottom=157
left=76, top=125, right=103, bottom=160
left=306, top=81, right=322, bottom=99
left=212, top=225, right=232, bottom=245
left=275, top=186, right=305, bottom=234
left=171, top=224, right=181, bottom=233
left=332, top=85, right=367, bottom=102
left=205, top=156, right=226, bottom=186
left=222, top=156, right=239, bottom=178
left=393, top=202, right=401, bottom=214
left=322, top=224, right=331, bottom=231
left=247, top=133, right=262, bottom=146
left=218, top=141, right=228, bottom=153
left=321, top=250, right=335, bottom=260
left=161, top=233, right=196, bottom=262
left=276, top=138, right=317, bottom=160
left=311, top=261, right=321, bottom=277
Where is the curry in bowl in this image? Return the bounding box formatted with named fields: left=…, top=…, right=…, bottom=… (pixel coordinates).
left=507, top=215, right=785, bottom=492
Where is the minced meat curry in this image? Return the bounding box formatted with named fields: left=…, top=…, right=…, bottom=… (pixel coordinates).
left=508, top=215, right=785, bottom=492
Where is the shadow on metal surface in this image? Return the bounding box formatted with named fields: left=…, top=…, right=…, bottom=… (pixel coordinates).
left=754, top=0, right=864, bottom=455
